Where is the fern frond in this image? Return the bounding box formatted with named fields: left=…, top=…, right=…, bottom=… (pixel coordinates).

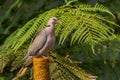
left=50, top=62, right=79, bottom=80
left=0, top=48, right=15, bottom=73
left=4, top=18, right=37, bottom=48
left=50, top=52, right=97, bottom=80
left=4, top=3, right=118, bottom=51
left=95, top=35, right=120, bottom=65
left=0, top=0, right=21, bottom=28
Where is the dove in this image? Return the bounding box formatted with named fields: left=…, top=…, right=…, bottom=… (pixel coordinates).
left=17, top=17, right=60, bottom=76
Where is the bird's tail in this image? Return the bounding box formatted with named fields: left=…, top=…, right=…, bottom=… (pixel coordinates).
left=23, top=52, right=30, bottom=60
left=12, top=56, right=33, bottom=80
left=17, top=67, right=28, bottom=76
left=12, top=67, right=27, bottom=80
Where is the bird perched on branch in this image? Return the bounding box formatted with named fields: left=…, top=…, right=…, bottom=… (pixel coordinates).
left=15, top=17, right=60, bottom=78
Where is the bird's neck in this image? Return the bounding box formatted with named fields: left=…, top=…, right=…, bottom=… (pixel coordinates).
left=47, top=22, right=55, bottom=27
left=47, top=23, right=55, bottom=30
left=47, top=25, right=54, bottom=28
left=46, top=23, right=55, bottom=35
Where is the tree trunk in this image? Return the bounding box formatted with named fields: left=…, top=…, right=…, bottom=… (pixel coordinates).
left=33, top=57, right=50, bottom=80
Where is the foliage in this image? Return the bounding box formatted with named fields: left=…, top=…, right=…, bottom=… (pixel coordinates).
left=0, top=0, right=64, bottom=44
left=4, top=3, right=119, bottom=51
left=69, top=36, right=120, bottom=80
left=82, top=0, right=120, bottom=33
left=50, top=52, right=97, bottom=80
left=0, top=0, right=120, bottom=80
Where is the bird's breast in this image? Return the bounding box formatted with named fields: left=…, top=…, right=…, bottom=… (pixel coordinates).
left=47, top=35, right=55, bottom=44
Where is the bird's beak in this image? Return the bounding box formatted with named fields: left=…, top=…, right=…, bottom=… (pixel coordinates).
left=56, top=20, right=61, bottom=24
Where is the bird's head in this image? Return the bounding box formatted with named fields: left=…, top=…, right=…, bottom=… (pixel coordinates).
left=48, top=17, right=61, bottom=25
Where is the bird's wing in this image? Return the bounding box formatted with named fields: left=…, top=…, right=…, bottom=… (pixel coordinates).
left=26, top=30, right=47, bottom=57
left=31, top=30, right=41, bottom=43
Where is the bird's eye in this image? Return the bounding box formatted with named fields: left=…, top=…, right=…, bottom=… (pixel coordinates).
left=53, top=18, right=57, bottom=21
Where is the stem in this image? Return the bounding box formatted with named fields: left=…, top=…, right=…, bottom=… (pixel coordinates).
left=33, top=57, right=50, bottom=80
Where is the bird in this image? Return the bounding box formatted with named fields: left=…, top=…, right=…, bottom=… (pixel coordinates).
left=16, top=17, right=60, bottom=77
